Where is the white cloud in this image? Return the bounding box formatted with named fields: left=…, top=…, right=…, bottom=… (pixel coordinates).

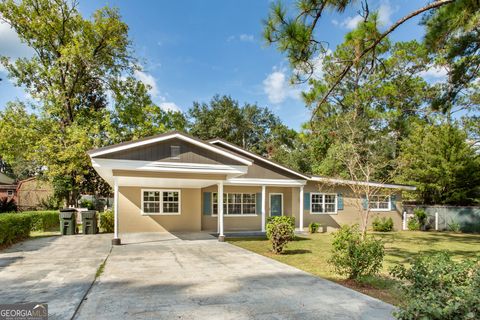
left=0, top=20, right=33, bottom=58
left=159, top=102, right=181, bottom=112
left=341, top=15, right=363, bottom=30
left=239, top=34, right=254, bottom=42
left=134, top=69, right=160, bottom=98
left=331, top=19, right=339, bottom=26
left=263, top=67, right=300, bottom=104
left=419, top=66, right=448, bottom=83
left=227, top=34, right=255, bottom=42
left=311, top=49, right=332, bottom=79
left=133, top=68, right=182, bottom=112
left=378, top=3, right=393, bottom=26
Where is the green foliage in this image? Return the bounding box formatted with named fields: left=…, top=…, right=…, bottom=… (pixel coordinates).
left=39, top=195, right=62, bottom=210
left=414, top=208, right=427, bottom=228
left=188, top=95, right=296, bottom=159
left=372, top=217, right=394, bottom=232
left=0, top=197, right=17, bottom=213
left=0, top=0, right=186, bottom=205
left=266, top=216, right=295, bottom=254
left=26, top=211, right=60, bottom=232
left=423, top=0, right=480, bottom=111
left=79, top=199, right=95, bottom=210
left=308, top=222, right=320, bottom=234
left=100, top=209, right=114, bottom=233
left=397, top=122, right=480, bottom=205
left=328, top=225, right=385, bottom=279
left=407, top=216, right=421, bottom=231
left=447, top=219, right=462, bottom=233
left=0, top=213, right=32, bottom=246
left=390, top=252, right=480, bottom=320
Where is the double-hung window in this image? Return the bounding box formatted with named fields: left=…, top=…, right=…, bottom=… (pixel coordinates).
left=212, top=193, right=256, bottom=215
left=311, top=193, right=337, bottom=214
left=369, top=195, right=391, bottom=211
left=142, top=189, right=181, bottom=215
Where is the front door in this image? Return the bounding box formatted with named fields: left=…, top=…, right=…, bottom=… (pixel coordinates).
left=270, top=193, right=283, bottom=217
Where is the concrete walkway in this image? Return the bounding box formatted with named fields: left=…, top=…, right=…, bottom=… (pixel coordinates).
left=0, top=234, right=112, bottom=320
left=75, top=233, right=394, bottom=319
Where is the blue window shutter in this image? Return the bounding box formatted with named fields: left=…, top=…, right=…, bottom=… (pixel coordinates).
left=362, top=196, right=368, bottom=210
left=391, top=194, right=397, bottom=210
left=203, top=192, right=211, bottom=215
left=256, top=193, right=262, bottom=214
left=337, top=193, right=344, bottom=210
left=304, top=192, right=310, bottom=211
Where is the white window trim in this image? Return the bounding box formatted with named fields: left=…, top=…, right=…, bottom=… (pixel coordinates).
left=269, top=193, right=284, bottom=217
left=212, top=192, right=258, bottom=217
left=141, top=189, right=181, bottom=216
left=310, top=193, right=338, bottom=215
left=369, top=195, right=391, bottom=212
left=170, top=145, right=181, bottom=159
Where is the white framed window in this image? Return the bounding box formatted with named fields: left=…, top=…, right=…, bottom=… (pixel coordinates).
left=212, top=192, right=257, bottom=216
left=141, top=189, right=181, bottom=215
left=7, top=190, right=14, bottom=197
left=369, top=195, right=391, bottom=211
left=311, top=193, right=337, bottom=214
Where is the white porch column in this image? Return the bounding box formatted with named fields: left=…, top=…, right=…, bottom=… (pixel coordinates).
left=218, top=182, right=225, bottom=241
left=112, top=177, right=121, bottom=245
left=299, top=186, right=304, bottom=232
left=261, top=185, right=266, bottom=232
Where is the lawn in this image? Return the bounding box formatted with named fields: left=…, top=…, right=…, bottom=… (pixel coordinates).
left=227, top=231, right=480, bottom=305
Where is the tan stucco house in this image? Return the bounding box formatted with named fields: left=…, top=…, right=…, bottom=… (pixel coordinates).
left=88, top=131, right=415, bottom=244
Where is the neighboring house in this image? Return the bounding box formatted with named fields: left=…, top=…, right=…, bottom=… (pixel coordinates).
left=0, top=172, right=16, bottom=200
left=16, top=177, right=54, bottom=211
left=88, top=131, right=415, bottom=244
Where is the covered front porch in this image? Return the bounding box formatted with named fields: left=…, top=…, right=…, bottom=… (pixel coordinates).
left=107, top=171, right=306, bottom=244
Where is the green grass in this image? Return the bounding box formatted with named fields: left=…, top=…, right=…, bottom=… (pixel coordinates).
left=227, top=231, right=480, bottom=305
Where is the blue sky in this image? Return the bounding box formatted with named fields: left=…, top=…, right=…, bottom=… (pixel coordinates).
left=0, top=0, right=447, bottom=130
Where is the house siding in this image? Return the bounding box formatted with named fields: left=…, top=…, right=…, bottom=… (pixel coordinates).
left=303, top=181, right=403, bottom=231
left=101, top=138, right=244, bottom=166
left=118, top=186, right=201, bottom=233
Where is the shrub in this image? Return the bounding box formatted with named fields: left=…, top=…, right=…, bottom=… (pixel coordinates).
left=266, top=216, right=295, bottom=254
left=79, top=199, right=95, bottom=210
left=407, top=216, right=421, bottom=231
left=0, top=197, right=17, bottom=213
left=390, top=252, right=480, bottom=320
left=40, top=195, right=62, bottom=210
left=100, top=209, right=114, bottom=233
left=372, top=217, right=394, bottom=232
left=328, top=224, right=385, bottom=279
left=447, top=219, right=461, bottom=233
left=26, top=211, right=59, bottom=231
left=308, top=222, right=320, bottom=234
left=0, top=213, right=32, bottom=246
left=414, top=208, right=427, bottom=229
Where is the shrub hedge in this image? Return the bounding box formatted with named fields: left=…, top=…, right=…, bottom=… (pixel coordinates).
left=27, top=211, right=60, bottom=231
left=0, top=211, right=59, bottom=247
left=0, top=213, right=33, bottom=246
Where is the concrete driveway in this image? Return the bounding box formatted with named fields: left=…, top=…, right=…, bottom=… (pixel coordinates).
left=0, top=234, right=112, bottom=320
left=76, top=233, right=394, bottom=320
left=0, top=233, right=394, bottom=320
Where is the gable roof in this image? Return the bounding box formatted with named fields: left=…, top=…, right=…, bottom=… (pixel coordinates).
left=87, top=131, right=252, bottom=166
left=208, top=138, right=310, bottom=180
